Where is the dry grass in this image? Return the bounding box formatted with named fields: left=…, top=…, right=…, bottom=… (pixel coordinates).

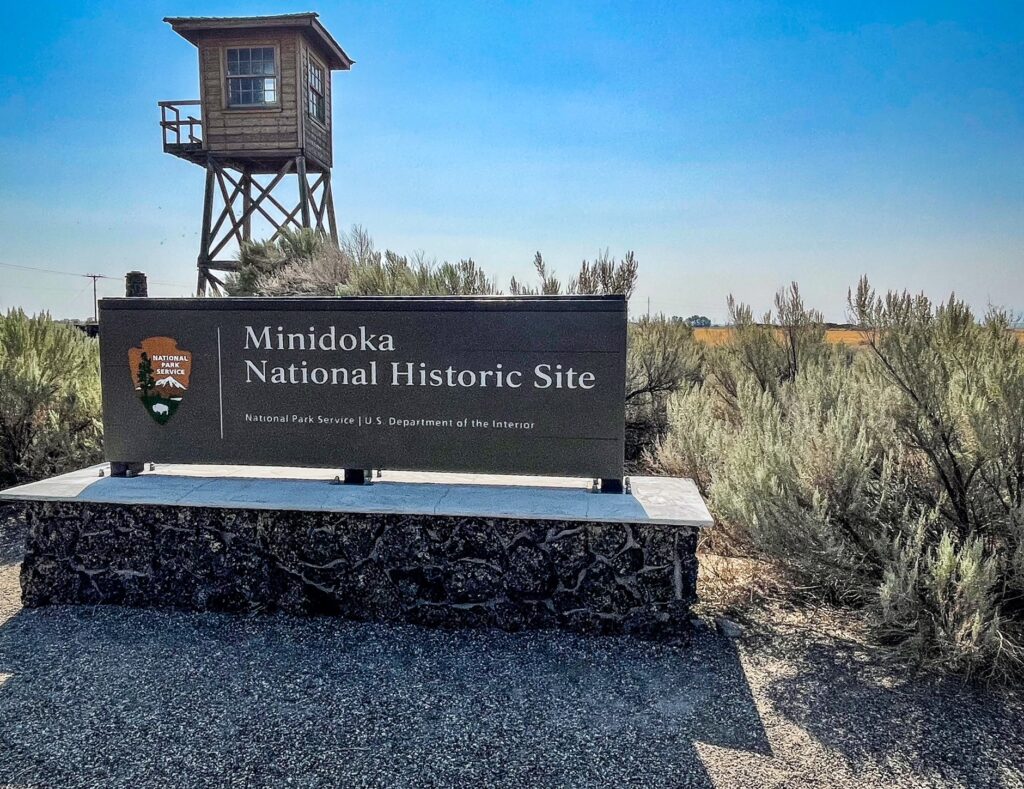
left=822, top=329, right=870, bottom=346
left=697, top=552, right=788, bottom=614
left=696, top=551, right=879, bottom=650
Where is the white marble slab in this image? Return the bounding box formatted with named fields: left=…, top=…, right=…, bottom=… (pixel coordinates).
left=0, top=464, right=713, bottom=528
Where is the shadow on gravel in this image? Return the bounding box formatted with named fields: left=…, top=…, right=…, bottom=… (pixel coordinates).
left=764, top=639, right=1024, bottom=787
left=0, top=605, right=769, bottom=787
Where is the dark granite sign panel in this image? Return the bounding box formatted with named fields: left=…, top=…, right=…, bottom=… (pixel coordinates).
left=99, top=296, right=627, bottom=478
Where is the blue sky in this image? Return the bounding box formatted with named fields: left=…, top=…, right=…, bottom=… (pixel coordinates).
left=0, top=1, right=1021, bottom=321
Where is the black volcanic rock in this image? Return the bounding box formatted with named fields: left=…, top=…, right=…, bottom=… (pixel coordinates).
left=20, top=501, right=698, bottom=639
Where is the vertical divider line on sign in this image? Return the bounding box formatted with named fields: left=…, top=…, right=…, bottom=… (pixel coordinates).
left=217, top=326, right=224, bottom=440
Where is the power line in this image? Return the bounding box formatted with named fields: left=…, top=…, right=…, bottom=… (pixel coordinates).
left=0, top=261, right=116, bottom=279
left=0, top=261, right=192, bottom=289
left=1, top=261, right=195, bottom=320
left=52, top=280, right=93, bottom=318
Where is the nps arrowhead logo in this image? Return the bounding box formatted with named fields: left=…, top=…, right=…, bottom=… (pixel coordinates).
left=128, top=337, right=193, bottom=425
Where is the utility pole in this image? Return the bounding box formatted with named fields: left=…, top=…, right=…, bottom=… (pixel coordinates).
left=85, top=274, right=102, bottom=322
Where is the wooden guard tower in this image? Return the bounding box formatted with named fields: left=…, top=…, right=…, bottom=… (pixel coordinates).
left=160, top=14, right=353, bottom=295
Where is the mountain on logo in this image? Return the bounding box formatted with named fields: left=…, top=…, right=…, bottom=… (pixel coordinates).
left=155, top=376, right=187, bottom=390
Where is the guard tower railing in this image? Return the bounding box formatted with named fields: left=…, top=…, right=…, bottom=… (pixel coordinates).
left=159, top=100, right=203, bottom=156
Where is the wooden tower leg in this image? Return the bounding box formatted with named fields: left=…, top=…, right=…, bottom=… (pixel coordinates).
left=323, top=170, right=339, bottom=244
left=196, top=157, right=217, bottom=296
left=295, top=156, right=312, bottom=229
left=241, top=166, right=253, bottom=243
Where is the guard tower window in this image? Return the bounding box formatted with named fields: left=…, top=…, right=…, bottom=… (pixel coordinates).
left=226, top=47, right=278, bottom=106
left=307, top=58, right=326, bottom=123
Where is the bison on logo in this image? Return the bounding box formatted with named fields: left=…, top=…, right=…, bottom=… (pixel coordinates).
left=128, top=337, right=193, bottom=424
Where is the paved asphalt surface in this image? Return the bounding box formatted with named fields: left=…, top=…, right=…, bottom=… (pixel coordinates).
left=0, top=506, right=1022, bottom=788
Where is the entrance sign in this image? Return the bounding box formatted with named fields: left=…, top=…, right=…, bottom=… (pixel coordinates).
left=99, top=296, right=627, bottom=479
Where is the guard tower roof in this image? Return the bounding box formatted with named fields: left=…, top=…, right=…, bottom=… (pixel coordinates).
left=164, top=13, right=354, bottom=70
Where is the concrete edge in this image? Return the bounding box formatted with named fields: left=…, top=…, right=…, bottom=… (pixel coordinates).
left=0, top=464, right=715, bottom=529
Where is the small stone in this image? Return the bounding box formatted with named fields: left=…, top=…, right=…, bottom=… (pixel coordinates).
left=716, top=615, right=744, bottom=638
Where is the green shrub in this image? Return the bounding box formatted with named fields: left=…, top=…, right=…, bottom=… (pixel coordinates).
left=879, top=522, right=1010, bottom=677
left=227, top=228, right=349, bottom=296
left=339, top=251, right=500, bottom=297
left=657, top=279, right=1024, bottom=681
left=655, top=382, right=726, bottom=495
left=626, top=317, right=703, bottom=463
left=0, top=311, right=102, bottom=488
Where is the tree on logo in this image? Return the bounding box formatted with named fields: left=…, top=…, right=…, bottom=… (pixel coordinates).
left=137, top=352, right=156, bottom=396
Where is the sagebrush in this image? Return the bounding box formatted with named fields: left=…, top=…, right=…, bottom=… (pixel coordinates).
left=657, top=280, right=1024, bottom=681
left=0, top=310, right=103, bottom=488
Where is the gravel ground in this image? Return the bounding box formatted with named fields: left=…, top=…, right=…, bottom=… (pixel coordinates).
left=0, top=507, right=1022, bottom=788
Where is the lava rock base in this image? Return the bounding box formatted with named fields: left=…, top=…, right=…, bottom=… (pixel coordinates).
left=20, top=501, right=698, bottom=638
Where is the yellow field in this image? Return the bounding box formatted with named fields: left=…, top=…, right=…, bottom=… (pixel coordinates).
left=692, top=327, right=872, bottom=347
left=692, top=327, right=1024, bottom=346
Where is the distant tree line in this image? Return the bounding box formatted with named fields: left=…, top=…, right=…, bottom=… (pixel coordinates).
left=672, top=315, right=712, bottom=328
